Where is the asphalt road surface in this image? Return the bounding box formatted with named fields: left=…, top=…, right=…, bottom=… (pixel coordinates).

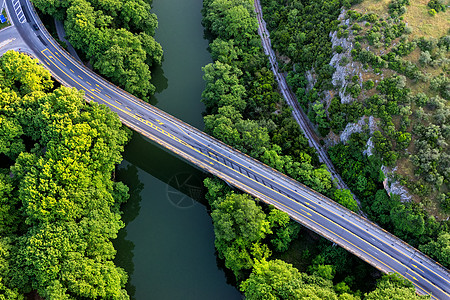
left=5, top=0, right=450, bottom=298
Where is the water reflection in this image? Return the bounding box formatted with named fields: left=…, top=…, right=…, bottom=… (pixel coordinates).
left=114, top=163, right=144, bottom=298
left=114, top=132, right=241, bottom=299
left=122, top=132, right=208, bottom=206
left=150, top=62, right=169, bottom=106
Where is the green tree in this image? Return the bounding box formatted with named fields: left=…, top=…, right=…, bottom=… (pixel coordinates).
left=0, top=52, right=131, bottom=298
left=419, top=232, right=450, bottom=268
left=364, top=274, right=427, bottom=299
left=334, top=189, right=358, bottom=212
left=267, top=207, right=300, bottom=252
left=211, top=192, right=272, bottom=279
left=202, top=61, right=246, bottom=112
left=0, top=51, right=53, bottom=96
left=241, top=259, right=339, bottom=300
left=390, top=205, right=425, bottom=238
left=58, top=0, right=162, bottom=101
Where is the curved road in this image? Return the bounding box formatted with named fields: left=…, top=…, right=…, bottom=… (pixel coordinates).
left=4, top=1, right=450, bottom=298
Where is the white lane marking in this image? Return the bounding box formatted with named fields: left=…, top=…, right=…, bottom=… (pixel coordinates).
left=12, top=0, right=26, bottom=23
left=0, top=38, right=15, bottom=49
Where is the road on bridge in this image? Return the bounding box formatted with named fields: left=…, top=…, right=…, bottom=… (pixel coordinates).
left=5, top=1, right=450, bottom=298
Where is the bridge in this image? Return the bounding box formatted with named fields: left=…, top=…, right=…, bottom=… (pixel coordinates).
left=4, top=0, right=450, bottom=298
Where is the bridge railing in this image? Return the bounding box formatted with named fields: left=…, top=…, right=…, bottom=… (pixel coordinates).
left=25, top=0, right=450, bottom=284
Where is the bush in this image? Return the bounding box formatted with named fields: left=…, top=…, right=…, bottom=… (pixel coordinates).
left=428, top=9, right=437, bottom=16
left=364, top=79, right=375, bottom=90
left=428, top=0, right=446, bottom=13
left=364, top=13, right=379, bottom=23
left=414, top=92, right=429, bottom=107
left=388, top=0, right=410, bottom=16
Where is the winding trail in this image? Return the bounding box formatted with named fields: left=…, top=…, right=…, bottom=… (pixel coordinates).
left=254, top=0, right=361, bottom=208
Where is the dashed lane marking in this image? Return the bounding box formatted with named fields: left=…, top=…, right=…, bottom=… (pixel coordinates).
left=39, top=46, right=447, bottom=298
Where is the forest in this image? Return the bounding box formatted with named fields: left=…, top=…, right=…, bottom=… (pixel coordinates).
left=200, top=0, right=432, bottom=298
left=260, top=0, right=450, bottom=272
left=32, top=0, right=163, bottom=101
left=0, top=51, right=131, bottom=299
left=3, top=0, right=447, bottom=298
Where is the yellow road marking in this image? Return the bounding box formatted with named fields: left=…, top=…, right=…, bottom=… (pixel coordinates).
left=78, top=75, right=83, bottom=80
left=204, top=159, right=214, bottom=166
left=70, top=69, right=74, bottom=73
left=105, top=94, right=111, bottom=98
left=47, top=49, right=66, bottom=66
left=87, top=81, right=91, bottom=86
left=304, top=202, right=316, bottom=209
left=407, top=272, right=418, bottom=281
left=38, top=46, right=447, bottom=298
left=89, top=86, right=446, bottom=298
left=412, top=264, right=425, bottom=273
left=41, top=50, right=73, bottom=83
left=301, top=209, right=312, bottom=216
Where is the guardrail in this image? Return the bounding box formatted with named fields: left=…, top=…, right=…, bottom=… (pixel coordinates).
left=24, top=0, right=450, bottom=296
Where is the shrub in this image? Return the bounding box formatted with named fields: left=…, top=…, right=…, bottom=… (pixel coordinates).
left=364, top=79, right=375, bottom=90
left=428, top=0, right=446, bottom=13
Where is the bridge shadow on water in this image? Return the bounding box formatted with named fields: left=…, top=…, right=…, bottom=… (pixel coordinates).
left=122, top=131, right=208, bottom=206
left=114, top=131, right=229, bottom=299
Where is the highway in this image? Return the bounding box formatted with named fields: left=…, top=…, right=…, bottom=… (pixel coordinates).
left=5, top=0, right=450, bottom=298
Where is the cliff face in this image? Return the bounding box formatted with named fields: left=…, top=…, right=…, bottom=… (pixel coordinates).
left=324, top=9, right=412, bottom=202
left=329, top=10, right=361, bottom=105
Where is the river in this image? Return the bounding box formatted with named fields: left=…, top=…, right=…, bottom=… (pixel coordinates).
left=113, top=0, right=242, bottom=299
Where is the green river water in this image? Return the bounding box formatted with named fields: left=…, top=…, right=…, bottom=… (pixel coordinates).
left=114, top=0, right=242, bottom=299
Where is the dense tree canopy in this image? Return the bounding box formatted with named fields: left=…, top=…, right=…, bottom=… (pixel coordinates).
left=201, top=0, right=447, bottom=297
left=0, top=51, right=130, bottom=298
left=32, top=0, right=163, bottom=101
left=240, top=259, right=344, bottom=300
left=364, top=274, right=427, bottom=300
left=204, top=177, right=300, bottom=280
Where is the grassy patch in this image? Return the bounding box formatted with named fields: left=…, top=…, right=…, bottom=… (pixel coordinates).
left=354, top=0, right=450, bottom=39
left=0, top=8, right=11, bottom=30
left=353, top=0, right=392, bottom=17
left=403, top=0, right=450, bottom=39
